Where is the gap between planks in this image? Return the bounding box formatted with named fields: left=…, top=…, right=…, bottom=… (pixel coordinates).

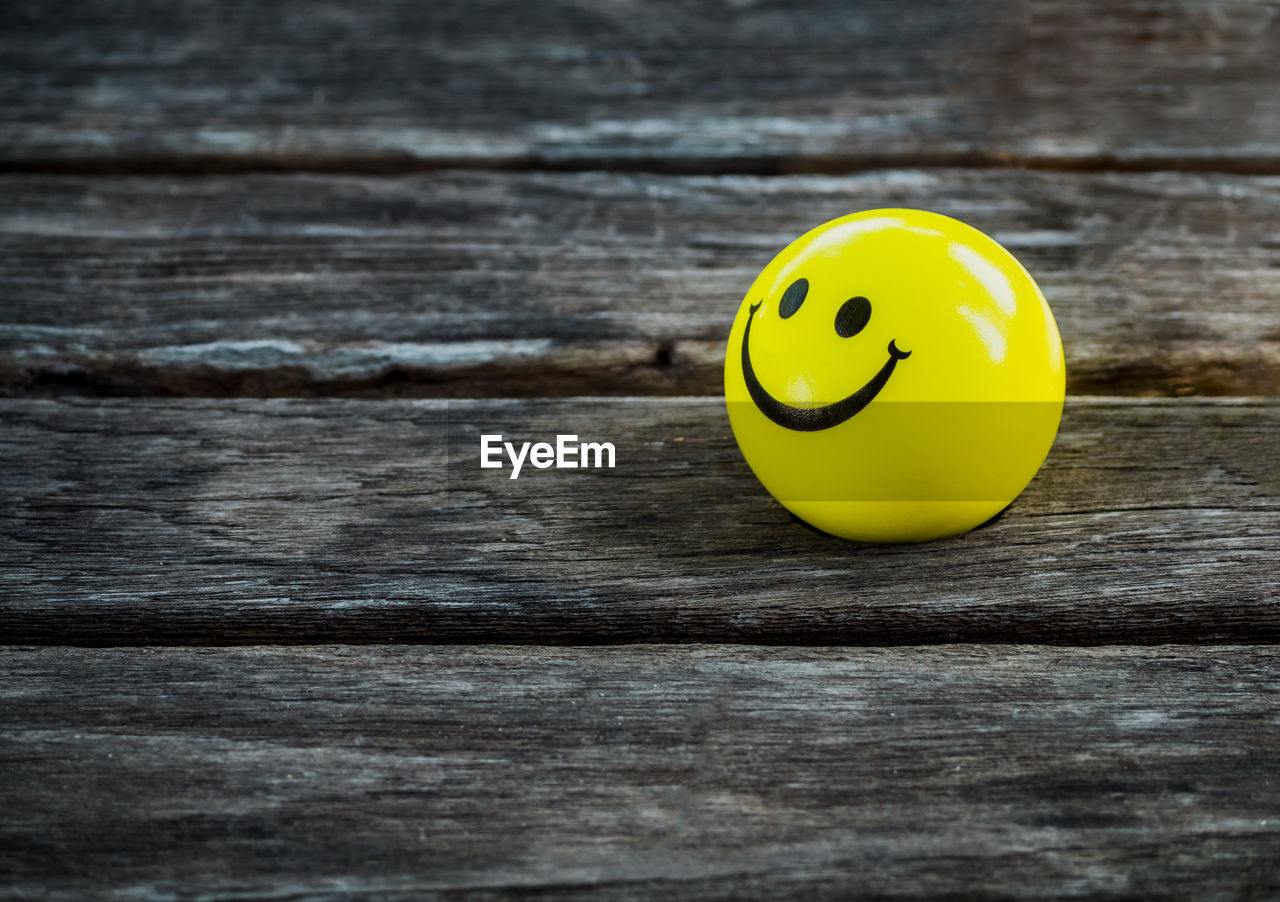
left=8, top=152, right=1280, bottom=179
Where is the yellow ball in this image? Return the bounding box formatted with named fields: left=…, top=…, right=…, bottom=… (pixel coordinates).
left=724, top=209, right=1065, bottom=543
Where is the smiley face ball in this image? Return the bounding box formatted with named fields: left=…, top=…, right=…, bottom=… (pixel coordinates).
left=724, top=209, right=1065, bottom=543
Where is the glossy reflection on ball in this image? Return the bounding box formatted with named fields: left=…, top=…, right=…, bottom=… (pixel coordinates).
left=724, top=209, right=1065, bottom=543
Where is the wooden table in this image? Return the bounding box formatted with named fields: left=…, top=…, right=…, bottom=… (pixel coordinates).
left=2, top=1, right=1279, bottom=897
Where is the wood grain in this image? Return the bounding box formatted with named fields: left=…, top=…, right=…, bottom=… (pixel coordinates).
left=2, top=0, right=1280, bottom=172
left=2, top=396, right=1276, bottom=645
left=3, top=169, right=1280, bottom=399
left=3, top=644, right=1279, bottom=899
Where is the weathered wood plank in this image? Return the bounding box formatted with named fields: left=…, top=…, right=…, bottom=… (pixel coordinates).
left=2, top=170, right=1279, bottom=398
left=1, top=397, right=1276, bottom=644
left=2, top=0, right=1279, bottom=171
left=2, top=644, right=1278, bottom=899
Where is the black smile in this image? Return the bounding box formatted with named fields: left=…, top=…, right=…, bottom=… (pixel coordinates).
left=742, top=301, right=911, bottom=432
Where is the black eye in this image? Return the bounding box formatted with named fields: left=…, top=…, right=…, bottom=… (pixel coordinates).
left=835, top=296, right=872, bottom=338
left=778, top=278, right=808, bottom=319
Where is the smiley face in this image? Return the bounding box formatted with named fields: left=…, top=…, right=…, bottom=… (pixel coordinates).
left=742, top=279, right=911, bottom=432
left=724, top=209, right=1065, bottom=543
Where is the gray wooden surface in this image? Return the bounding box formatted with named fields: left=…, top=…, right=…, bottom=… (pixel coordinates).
left=3, top=170, right=1279, bottom=399
left=2, top=396, right=1277, bottom=645
left=3, top=0, right=1280, bottom=171
left=4, top=0, right=1280, bottom=897
left=4, top=645, right=1280, bottom=900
